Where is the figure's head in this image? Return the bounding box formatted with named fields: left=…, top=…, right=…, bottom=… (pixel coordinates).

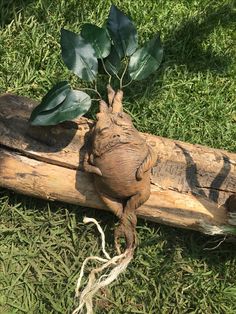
left=95, top=86, right=133, bottom=134
left=92, top=86, right=135, bottom=156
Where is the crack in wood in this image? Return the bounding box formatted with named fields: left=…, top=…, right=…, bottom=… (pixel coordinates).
left=0, top=143, right=78, bottom=170
left=197, top=185, right=236, bottom=194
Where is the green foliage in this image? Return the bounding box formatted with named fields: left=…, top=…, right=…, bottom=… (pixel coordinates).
left=30, top=83, right=91, bottom=125
left=81, top=24, right=111, bottom=59
left=60, top=28, right=98, bottom=82
left=104, top=46, right=121, bottom=76
left=29, top=4, right=163, bottom=126
left=107, top=4, right=138, bottom=58
left=29, top=81, right=70, bottom=122
left=129, top=35, right=163, bottom=80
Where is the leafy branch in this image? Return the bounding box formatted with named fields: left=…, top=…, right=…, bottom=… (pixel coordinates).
left=29, top=4, right=163, bottom=126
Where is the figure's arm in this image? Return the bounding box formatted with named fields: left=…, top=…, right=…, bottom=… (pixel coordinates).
left=83, top=152, right=102, bottom=176
left=136, top=146, right=157, bottom=180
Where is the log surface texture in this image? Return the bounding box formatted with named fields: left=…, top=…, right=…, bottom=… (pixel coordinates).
left=0, top=94, right=236, bottom=234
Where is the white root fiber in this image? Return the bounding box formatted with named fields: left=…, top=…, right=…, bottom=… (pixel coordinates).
left=72, top=217, right=134, bottom=314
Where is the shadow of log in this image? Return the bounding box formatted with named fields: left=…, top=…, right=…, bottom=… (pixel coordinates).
left=209, top=156, right=231, bottom=203
left=226, top=194, right=236, bottom=212
left=175, top=143, right=231, bottom=204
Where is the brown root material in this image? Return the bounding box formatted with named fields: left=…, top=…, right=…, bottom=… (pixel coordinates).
left=114, top=210, right=138, bottom=254
left=83, top=85, right=156, bottom=252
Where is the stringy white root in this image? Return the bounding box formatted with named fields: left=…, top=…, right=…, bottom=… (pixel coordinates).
left=72, top=217, right=134, bottom=314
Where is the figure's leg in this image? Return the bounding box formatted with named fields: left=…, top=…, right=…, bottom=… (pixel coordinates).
left=94, top=181, right=123, bottom=219
left=125, top=187, right=151, bottom=214
left=115, top=187, right=151, bottom=253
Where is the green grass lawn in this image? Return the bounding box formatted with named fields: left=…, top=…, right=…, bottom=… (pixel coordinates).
left=1, top=0, right=236, bottom=313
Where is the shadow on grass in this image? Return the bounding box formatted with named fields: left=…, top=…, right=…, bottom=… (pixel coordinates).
left=1, top=1, right=234, bottom=112
left=164, top=3, right=235, bottom=73
left=1, top=188, right=236, bottom=313
left=2, top=187, right=236, bottom=264
left=0, top=187, right=116, bottom=246
left=0, top=0, right=34, bottom=27
left=124, top=3, right=235, bottom=102
left=138, top=218, right=236, bottom=268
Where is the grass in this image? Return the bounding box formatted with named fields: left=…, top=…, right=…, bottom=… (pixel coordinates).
left=0, top=0, right=236, bottom=313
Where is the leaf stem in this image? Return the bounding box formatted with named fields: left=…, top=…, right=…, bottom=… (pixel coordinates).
left=122, top=79, right=133, bottom=89
left=101, top=58, right=112, bottom=84
left=120, top=59, right=129, bottom=90
left=108, top=75, right=112, bottom=85
left=79, top=87, right=102, bottom=100
left=114, top=72, right=121, bottom=82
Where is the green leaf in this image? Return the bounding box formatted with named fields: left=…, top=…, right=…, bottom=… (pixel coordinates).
left=30, top=90, right=91, bottom=126
left=81, top=24, right=111, bottom=59
left=29, top=81, right=70, bottom=122
left=58, top=90, right=91, bottom=120
left=60, top=28, right=98, bottom=82
left=104, top=45, right=121, bottom=76
left=128, top=34, right=163, bottom=81
left=107, top=4, right=138, bottom=59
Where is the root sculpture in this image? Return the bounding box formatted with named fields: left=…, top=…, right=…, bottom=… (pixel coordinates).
left=84, top=85, right=156, bottom=253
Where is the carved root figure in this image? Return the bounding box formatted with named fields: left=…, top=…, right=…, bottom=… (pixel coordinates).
left=84, top=85, right=157, bottom=253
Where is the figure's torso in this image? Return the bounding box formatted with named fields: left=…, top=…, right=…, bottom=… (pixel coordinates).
left=93, top=142, right=150, bottom=199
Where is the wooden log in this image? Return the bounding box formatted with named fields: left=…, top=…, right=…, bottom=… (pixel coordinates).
left=0, top=94, right=236, bottom=235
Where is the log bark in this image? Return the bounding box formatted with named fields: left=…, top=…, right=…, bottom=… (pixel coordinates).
left=0, top=94, right=236, bottom=234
